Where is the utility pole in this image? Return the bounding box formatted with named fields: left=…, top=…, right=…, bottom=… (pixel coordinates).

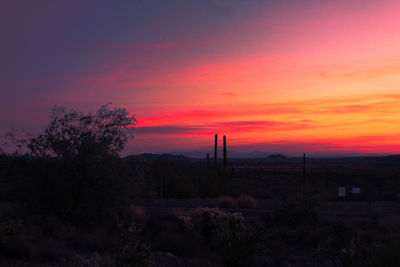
left=214, top=134, right=218, bottom=165
left=223, top=135, right=227, bottom=170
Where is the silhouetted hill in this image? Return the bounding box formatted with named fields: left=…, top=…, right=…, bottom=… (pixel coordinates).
left=267, top=154, right=287, bottom=159
left=125, top=153, right=189, bottom=161
left=169, top=150, right=278, bottom=158
left=351, top=154, right=400, bottom=162
left=125, top=152, right=400, bottom=162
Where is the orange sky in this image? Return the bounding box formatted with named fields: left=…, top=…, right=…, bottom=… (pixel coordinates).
left=2, top=0, right=400, bottom=156
left=127, top=1, right=400, bottom=155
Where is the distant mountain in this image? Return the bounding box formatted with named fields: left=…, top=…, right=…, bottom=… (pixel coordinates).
left=125, top=152, right=400, bottom=161
left=125, top=153, right=189, bottom=161
left=267, top=154, right=287, bottom=159
left=355, top=154, right=400, bottom=162
left=168, top=150, right=285, bottom=158
left=169, top=151, right=207, bottom=158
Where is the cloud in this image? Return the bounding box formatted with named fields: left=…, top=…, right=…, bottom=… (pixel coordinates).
left=319, top=104, right=371, bottom=114
left=134, top=119, right=317, bottom=136
left=317, top=63, right=400, bottom=81
left=134, top=125, right=205, bottom=135
left=228, top=135, right=400, bottom=156
left=136, top=105, right=304, bottom=127
left=106, top=41, right=187, bottom=51
left=220, top=92, right=239, bottom=96
left=211, top=120, right=316, bottom=131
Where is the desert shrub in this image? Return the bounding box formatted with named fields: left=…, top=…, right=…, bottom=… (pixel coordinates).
left=125, top=157, right=156, bottom=199
left=30, top=239, right=76, bottom=262
left=0, top=209, right=28, bottom=259
left=218, top=195, right=236, bottom=209
left=151, top=158, right=197, bottom=199
left=60, top=226, right=118, bottom=253
left=176, top=215, right=194, bottom=232
left=376, top=231, right=400, bottom=266
left=272, top=193, right=319, bottom=226
left=149, top=158, right=233, bottom=199
left=83, top=252, right=114, bottom=266
left=310, top=221, right=387, bottom=267
left=117, top=240, right=152, bottom=267
left=151, top=230, right=206, bottom=258
left=0, top=237, right=30, bottom=259
left=145, top=213, right=206, bottom=257
left=112, top=205, right=153, bottom=267
left=13, top=147, right=147, bottom=227
left=112, top=204, right=148, bottom=242
left=235, top=195, right=258, bottom=209
left=191, top=207, right=257, bottom=266
left=15, top=104, right=139, bottom=225
left=0, top=215, right=23, bottom=246
left=338, top=229, right=383, bottom=267
left=200, top=167, right=234, bottom=198
left=126, top=205, right=148, bottom=230
left=165, top=173, right=197, bottom=198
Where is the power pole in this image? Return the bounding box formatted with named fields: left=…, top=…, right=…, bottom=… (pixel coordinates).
left=223, top=135, right=227, bottom=170
left=214, top=134, right=218, bottom=165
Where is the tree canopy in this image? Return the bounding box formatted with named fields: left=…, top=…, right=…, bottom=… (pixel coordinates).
left=28, top=104, right=136, bottom=158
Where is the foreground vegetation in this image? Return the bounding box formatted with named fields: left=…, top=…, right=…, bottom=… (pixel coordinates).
left=2, top=184, right=400, bottom=266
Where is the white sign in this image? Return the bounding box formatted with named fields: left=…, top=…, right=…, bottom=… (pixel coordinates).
left=338, top=186, right=346, bottom=197
left=351, top=187, right=361, bottom=194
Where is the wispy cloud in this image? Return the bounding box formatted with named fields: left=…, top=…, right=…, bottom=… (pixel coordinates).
left=135, top=119, right=316, bottom=136
left=106, top=41, right=187, bottom=51
left=131, top=93, right=400, bottom=150
left=317, top=63, right=400, bottom=81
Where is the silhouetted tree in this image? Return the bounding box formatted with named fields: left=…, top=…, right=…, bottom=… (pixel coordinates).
left=28, top=103, right=136, bottom=159
left=24, top=104, right=137, bottom=224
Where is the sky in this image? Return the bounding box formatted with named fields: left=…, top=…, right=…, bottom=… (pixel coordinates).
left=1, top=0, right=400, bottom=157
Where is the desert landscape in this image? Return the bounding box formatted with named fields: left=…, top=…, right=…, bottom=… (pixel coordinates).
left=2, top=147, right=400, bottom=266
left=2, top=1, right=400, bottom=266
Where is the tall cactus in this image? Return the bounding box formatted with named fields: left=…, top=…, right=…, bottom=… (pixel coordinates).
left=207, top=153, right=210, bottom=166
left=214, top=134, right=218, bottom=165
left=223, top=135, right=227, bottom=169
left=303, top=152, right=306, bottom=188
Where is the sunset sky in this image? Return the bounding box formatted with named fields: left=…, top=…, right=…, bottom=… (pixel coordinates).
left=2, top=0, right=400, bottom=156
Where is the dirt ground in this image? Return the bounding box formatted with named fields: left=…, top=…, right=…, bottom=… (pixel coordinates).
left=134, top=198, right=400, bottom=225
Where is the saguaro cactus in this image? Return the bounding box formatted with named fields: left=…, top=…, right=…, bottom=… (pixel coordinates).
left=207, top=153, right=210, bottom=165
left=303, top=152, right=306, bottom=188
left=214, top=134, right=218, bottom=164
left=223, top=135, right=227, bottom=169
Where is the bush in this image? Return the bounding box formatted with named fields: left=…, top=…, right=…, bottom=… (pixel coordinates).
left=117, top=240, right=152, bottom=267
left=272, top=193, right=319, bottom=226
left=235, top=195, right=258, bottom=209
left=145, top=213, right=206, bottom=258
left=61, top=226, right=118, bottom=253
left=191, top=208, right=257, bottom=266
left=377, top=231, right=400, bottom=266
left=218, top=195, right=236, bottom=209
left=113, top=205, right=152, bottom=267
left=17, top=104, right=139, bottom=225
left=30, top=239, right=75, bottom=262
left=128, top=205, right=148, bottom=230
left=0, top=210, right=27, bottom=259
left=151, top=158, right=197, bottom=199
